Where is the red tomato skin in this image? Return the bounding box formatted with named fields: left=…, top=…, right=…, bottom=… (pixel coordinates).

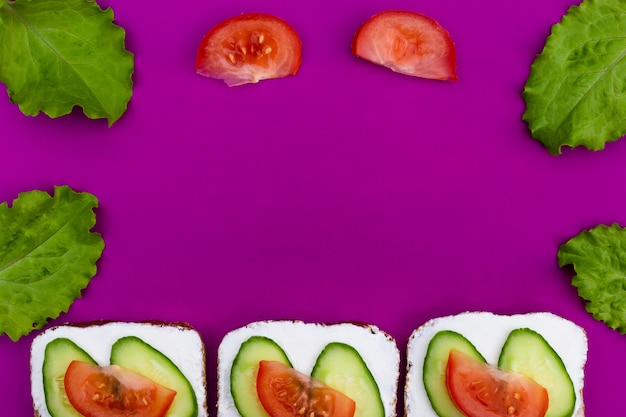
left=256, top=360, right=356, bottom=417
left=446, top=350, right=549, bottom=417
left=195, top=13, right=302, bottom=86
left=64, top=360, right=176, bottom=417
left=352, top=10, right=457, bottom=81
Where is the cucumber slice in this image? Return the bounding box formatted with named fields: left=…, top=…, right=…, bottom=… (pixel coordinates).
left=42, top=338, right=96, bottom=417
left=311, top=342, right=384, bottom=417
left=498, top=328, right=575, bottom=417
left=110, top=336, right=197, bottom=417
left=422, top=330, right=485, bottom=417
left=230, top=336, right=291, bottom=417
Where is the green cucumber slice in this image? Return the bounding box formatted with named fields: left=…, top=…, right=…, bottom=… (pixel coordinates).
left=110, top=336, right=197, bottom=417
left=230, top=336, right=291, bottom=417
left=498, top=328, right=575, bottom=417
left=311, top=342, right=384, bottom=417
left=422, top=330, right=485, bottom=417
left=42, top=338, right=96, bottom=417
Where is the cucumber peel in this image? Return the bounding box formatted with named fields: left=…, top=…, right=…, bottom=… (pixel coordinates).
left=230, top=336, right=292, bottom=417
left=423, top=331, right=485, bottom=417
left=42, top=338, right=96, bottom=417
left=311, top=342, right=384, bottom=417
left=110, top=336, right=198, bottom=417
left=499, top=328, right=576, bottom=417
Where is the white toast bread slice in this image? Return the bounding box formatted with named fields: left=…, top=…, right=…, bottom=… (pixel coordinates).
left=217, top=320, right=400, bottom=417
left=405, top=312, right=587, bottom=417
left=30, top=321, right=208, bottom=417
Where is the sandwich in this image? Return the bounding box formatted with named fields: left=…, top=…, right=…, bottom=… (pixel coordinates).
left=30, top=320, right=208, bottom=417
left=217, top=320, right=400, bottom=417
left=404, top=312, right=588, bottom=417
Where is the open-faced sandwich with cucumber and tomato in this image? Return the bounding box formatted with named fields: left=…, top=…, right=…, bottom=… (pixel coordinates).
left=30, top=321, right=208, bottom=417
left=405, top=312, right=588, bottom=417
left=217, top=320, right=400, bottom=417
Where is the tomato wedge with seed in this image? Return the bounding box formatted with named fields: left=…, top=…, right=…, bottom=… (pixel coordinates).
left=195, top=13, right=302, bottom=86
left=64, top=360, right=176, bottom=417
left=257, top=360, right=356, bottom=417
left=446, top=350, right=549, bottom=417
left=352, top=10, right=457, bottom=81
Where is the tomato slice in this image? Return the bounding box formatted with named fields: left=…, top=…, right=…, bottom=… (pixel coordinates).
left=195, top=13, right=302, bottom=86
left=64, top=360, right=176, bottom=417
left=352, top=10, right=457, bottom=81
left=256, top=360, right=356, bottom=417
left=446, top=350, right=549, bottom=417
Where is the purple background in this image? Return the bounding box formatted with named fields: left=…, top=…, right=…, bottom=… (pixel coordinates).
left=1, top=0, right=625, bottom=415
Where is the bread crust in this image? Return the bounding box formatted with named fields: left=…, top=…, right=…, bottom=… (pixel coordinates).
left=30, top=320, right=207, bottom=417
left=217, top=320, right=400, bottom=417
left=404, top=312, right=587, bottom=417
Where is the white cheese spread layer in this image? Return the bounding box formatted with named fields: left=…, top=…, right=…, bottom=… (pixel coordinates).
left=405, top=312, right=588, bottom=417
left=217, top=321, right=400, bottom=417
left=30, top=322, right=207, bottom=417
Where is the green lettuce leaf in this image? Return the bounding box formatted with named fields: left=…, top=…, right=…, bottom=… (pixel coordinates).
left=522, top=0, right=626, bottom=154
left=0, top=186, right=105, bottom=341
left=558, top=223, right=626, bottom=333
left=0, top=0, right=134, bottom=125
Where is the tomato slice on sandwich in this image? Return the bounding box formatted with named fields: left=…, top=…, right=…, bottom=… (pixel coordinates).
left=352, top=10, right=457, bottom=81
left=196, top=13, right=302, bottom=86
left=256, top=360, right=356, bottom=417
left=64, top=360, right=176, bottom=417
left=446, top=350, right=549, bottom=417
